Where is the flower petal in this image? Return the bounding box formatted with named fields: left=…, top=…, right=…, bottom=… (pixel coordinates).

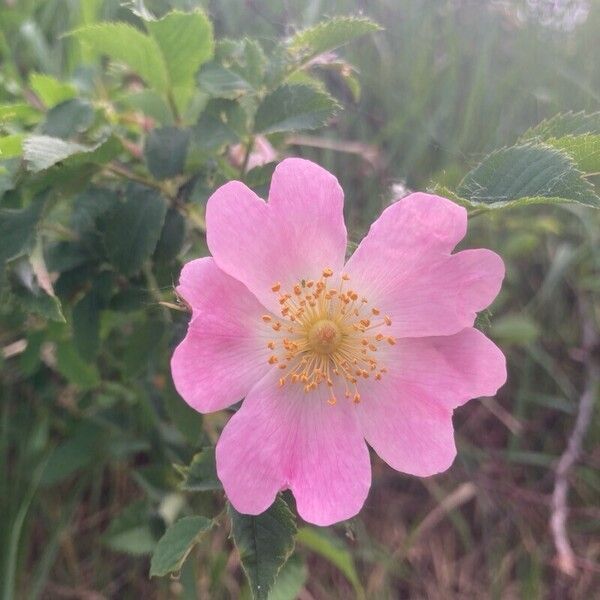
left=171, top=258, right=270, bottom=413
left=206, top=158, right=347, bottom=312
left=216, top=374, right=371, bottom=526
left=395, top=328, right=507, bottom=408
left=345, top=194, right=504, bottom=337
left=356, top=377, right=457, bottom=477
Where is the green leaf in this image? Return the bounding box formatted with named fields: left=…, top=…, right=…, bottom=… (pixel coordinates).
left=296, top=527, right=363, bottom=596
left=0, top=196, right=46, bottom=263
left=288, top=17, right=381, bottom=62
left=229, top=496, right=297, bottom=600
left=0, top=103, right=41, bottom=124
left=521, top=111, right=600, bottom=140
left=544, top=134, right=600, bottom=174
left=42, top=99, right=95, bottom=139
left=456, top=143, right=600, bottom=209
left=254, top=84, right=340, bottom=134
left=146, top=10, right=214, bottom=90
left=29, top=73, right=77, bottom=108
left=150, top=516, right=213, bottom=577
left=103, top=501, right=158, bottom=556
left=72, top=291, right=101, bottom=359
left=198, top=64, right=252, bottom=99
left=119, top=90, right=174, bottom=125
left=56, top=341, right=100, bottom=388
left=0, top=135, right=24, bottom=159
left=144, top=126, right=190, bottom=180
left=154, top=207, right=186, bottom=262
left=41, top=421, right=105, bottom=486
left=177, top=448, right=221, bottom=492
left=192, top=99, right=245, bottom=151
left=23, top=135, right=121, bottom=172
left=102, top=185, right=167, bottom=275
left=71, top=23, right=169, bottom=92
left=12, top=281, right=65, bottom=322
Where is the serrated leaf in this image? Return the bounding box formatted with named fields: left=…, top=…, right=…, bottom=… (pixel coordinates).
left=521, top=111, right=600, bottom=140
left=150, top=516, right=213, bottom=577
left=544, top=134, right=600, bottom=173
left=144, top=126, right=190, bottom=180
left=456, top=143, right=599, bottom=209
left=23, top=135, right=121, bottom=172
left=71, top=23, right=169, bottom=92
left=296, top=527, right=363, bottom=595
left=0, top=196, right=46, bottom=263
left=177, top=448, right=221, bottom=492
left=0, top=135, right=24, bottom=159
left=288, top=17, right=381, bottom=62
left=146, top=10, right=214, bottom=89
left=102, top=185, right=167, bottom=275
left=29, top=73, right=77, bottom=108
left=229, top=496, right=297, bottom=600
left=254, top=84, right=339, bottom=134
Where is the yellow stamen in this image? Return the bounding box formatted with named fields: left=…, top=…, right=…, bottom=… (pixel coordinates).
left=263, top=269, right=391, bottom=406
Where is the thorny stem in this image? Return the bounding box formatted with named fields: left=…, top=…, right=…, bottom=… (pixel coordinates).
left=550, top=297, right=599, bottom=576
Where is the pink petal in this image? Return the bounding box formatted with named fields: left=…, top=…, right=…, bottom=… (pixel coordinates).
left=356, top=377, right=457, bottom=477
left=206, top=158, right=347, bottom=312
left=395, top=328, right=507, bottom=408
left=216, top=374, right=371, bottom=526
left=171, top=258, right=270, bottom=413
left=345, top=194, right=504, bottom=337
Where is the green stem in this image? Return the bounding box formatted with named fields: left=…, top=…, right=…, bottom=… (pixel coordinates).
left=239, top=135, right=255, bottom=179
left=143, top=263, right=171, bottom=323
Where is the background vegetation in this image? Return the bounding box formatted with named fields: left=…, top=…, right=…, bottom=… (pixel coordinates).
left=1, top=0, right=599, bottom=598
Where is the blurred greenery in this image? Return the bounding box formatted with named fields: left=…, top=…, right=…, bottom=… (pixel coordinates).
left=1, top=0, right=599, bottom=598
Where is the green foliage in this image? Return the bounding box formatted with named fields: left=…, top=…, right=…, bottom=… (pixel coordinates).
left=296, top=527, right=363, bottom=596
left=71, top=23, right=170, bottom=92
left=288, top=16, right=382, bottom=62
left=29, top=73, right=76, bottom=108
left=101, top=185, right=167, bottom=275
left=229, top=497, right=297, bottom=600
left=255, top=84, right=340, bottom=134
left=177, top=448, right=222, bottom=492
left=150, top=516, right=213, bottom=577
left=2, top=1, right=600, bottom=598
left=23, top=135, right=121, bottom=172
left=455, top=144, right=599, bottom=210
left=0, top=196, right=45, bottom=262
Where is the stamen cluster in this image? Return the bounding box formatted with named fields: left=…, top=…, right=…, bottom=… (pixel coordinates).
left=262, top=268, right=394, bottom=405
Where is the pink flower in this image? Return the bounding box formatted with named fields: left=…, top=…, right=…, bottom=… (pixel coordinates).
left=171, top=158, right=506, bottom=526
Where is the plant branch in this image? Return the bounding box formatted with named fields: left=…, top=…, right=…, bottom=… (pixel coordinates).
left=550, top=297, right=599, bottom=576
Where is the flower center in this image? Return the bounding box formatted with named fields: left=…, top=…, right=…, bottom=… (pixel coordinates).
left=261, top=268, right=394, bottom=405
left=308, top=319, right=341, bottom=354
